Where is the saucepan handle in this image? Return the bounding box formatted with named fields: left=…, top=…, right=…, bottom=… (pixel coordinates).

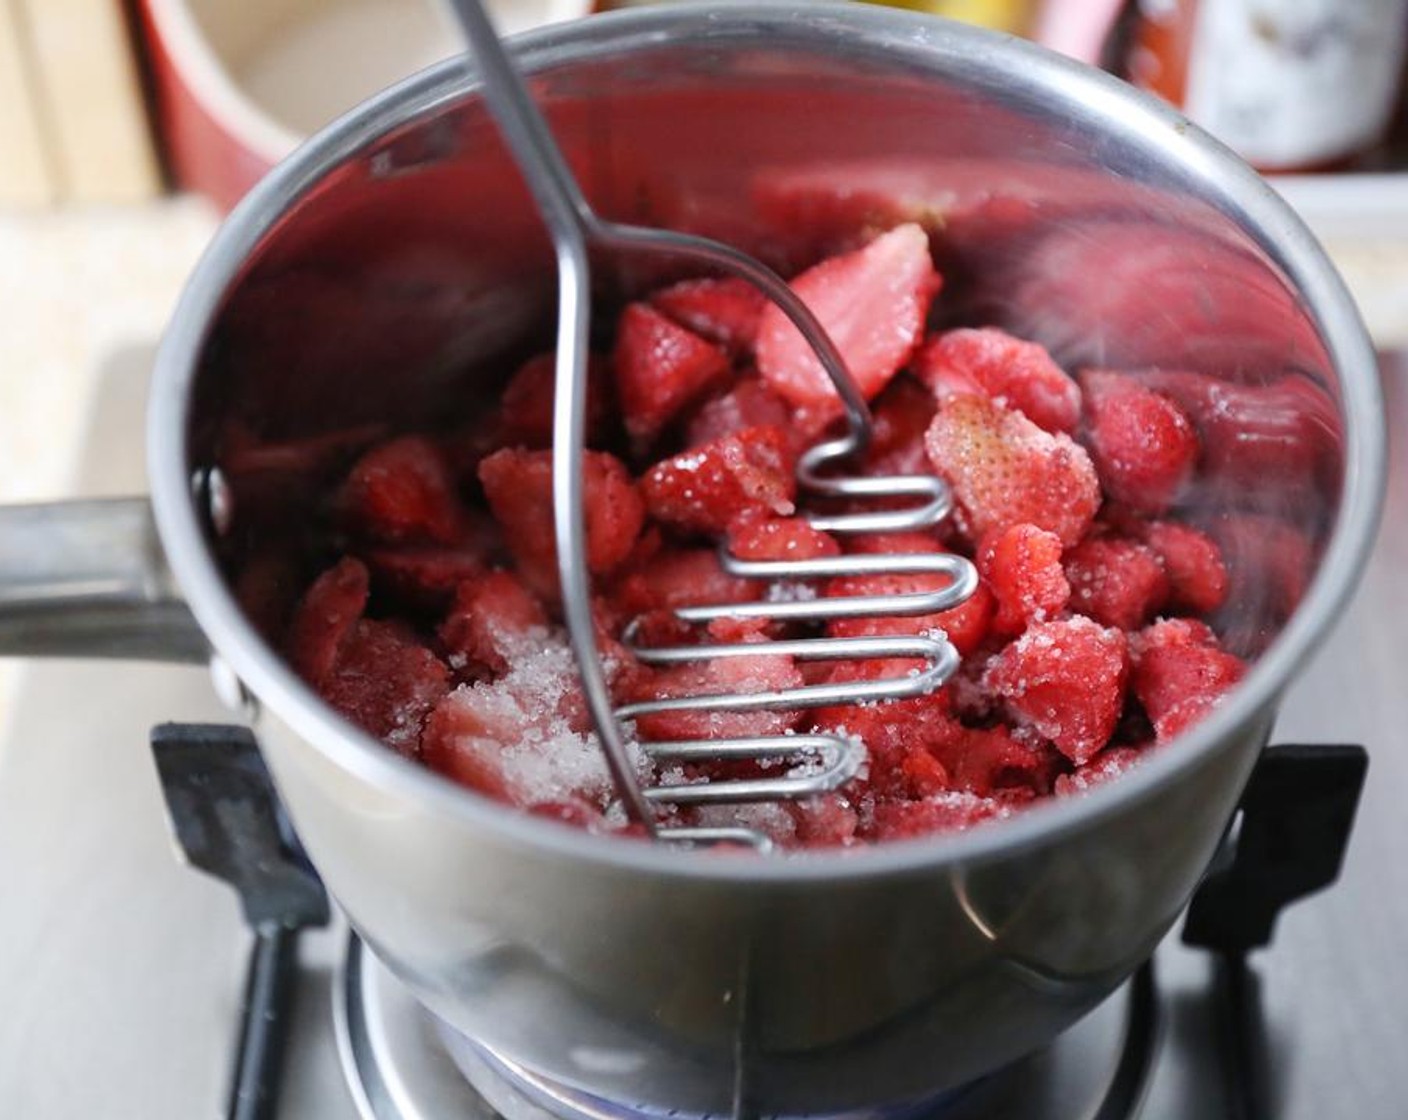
left=0, top=498, right=206, bottom=661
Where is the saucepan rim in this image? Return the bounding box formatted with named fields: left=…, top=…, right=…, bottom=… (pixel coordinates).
left=148, top=1, right=1386, bottom=884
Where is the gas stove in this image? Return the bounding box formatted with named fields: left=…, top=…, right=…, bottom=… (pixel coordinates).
left=1, top=345, right=1405, bottom=1119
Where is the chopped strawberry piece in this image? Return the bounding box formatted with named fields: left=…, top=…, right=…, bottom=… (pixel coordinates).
left=728, top=515, right=840, bottom=561
left=1131, top=624, right=1246, bottom=743
left=933, top=724, right=1059, bottom=798
left=705, top=615, right=777, bottom=644
left=498, top=351, right=613, bottom=448
left=1127, top=370, right=1340, bottom=491
left=422, top=641, right=619, bottom=805
left=925, top=394, right=1101, bottom=546
left=361, top=515, right=500, bottom=611
left=845, top=530, right=947, bottom=556
left=825, top=572, right=993, bottom=656
left=528, top=798, right=608, bottom=830
left=651, top=277, right=766, bottom=352
left=640, top=426, right=796, bottom=534
left=611, top=549, right=762, bottom=625
left=864, top=375, right=937, bottom=475
left=693, top=803, right=800, bottom=846
left=613, top=303, right=731, bottom=445
left=439, top=571, right=548, bottom=676
left=287, top=557, right=370, bottom=685
left=318, top=620, right=451, bottom=757
left=755, top=223, right=940, bottom=412
left=901, top=749, right=952, bottom=797
left=339, top=436, right=466, bottom=546
left=684, top=377, right=795, bottom=447
left=479, top=448, right=645, bottom=599
left=985, top=617, right=1129, bottom=764
left=916, top=328, right=1080, bottom=434
left=1064, top=538, right=1171, bottom=631
left=790, top=795, right=860, bottom=847
left=626, top=651, right=803, bottom=741
left=363, top=545, right=487, bottom=612
left=978, top=523, right=1069, bottom=638
left=812, top=670, right=958, bottom=799
left=1079, top=370, right=1199, bottom=514
left=1129, top=616, right=1220, bottom=660
left=1055, top=748, right=1144, bottom=797
left=869, top=793, right=1007, bottom=841
left=220, top=421, right=384, bottom=525
left=1139, top=521, right=1228, bottom=616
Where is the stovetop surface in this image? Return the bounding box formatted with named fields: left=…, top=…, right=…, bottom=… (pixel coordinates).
left=1, top=347, right=1405, bottom=1119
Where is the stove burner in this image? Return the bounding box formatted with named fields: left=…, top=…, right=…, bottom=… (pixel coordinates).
left=333, top=937, right=1160, bottom=1120
left=150, top=721, right=1366, bottom=1120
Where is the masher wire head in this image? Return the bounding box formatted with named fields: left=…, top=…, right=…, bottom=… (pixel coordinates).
left=446, top=0, right=978, bottom=849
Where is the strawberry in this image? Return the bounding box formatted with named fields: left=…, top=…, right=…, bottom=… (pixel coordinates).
left=924, top=394, right=1101, bottom=547
left=1064, top=537, right=1171, bottom=631
left=755, top=223, right=940, bottom=412
left=934, top=724, right=1060, bottom=798
left=498, top=351, right=613, bottom=448
left=727, top=515, right=840, bottom=561
left=825, top=572, right=994, bottom=656
left=611, top=548, right=762, bottom=618
left=825, top=531, right=992, bottom=654
left=339, top=436, right=466, bottom=546
left=1138, top=520, right=1228, bottom=616
left=317, top=620, right=451, bottom=757
left=363, top=545, right=488, bottom=612
left=1131, top=620, right=1246, bottom=743
left=639, top=426, right=796, bottom=534
left=287, top=557, right=370, bottom=686
left=1079, top=370, right=1198, bottom=514
left=1130, top=616, right=1218, bottom=656
left=361, top=513, right=502, bottom=611
left=811, top=669, right=955, bottom=793
left=901, top=748, right=953, bottom=797
left=844, top=530, right=946, bottom=556
left=978, top=523, right=1069, bottom=639
left=985, top=617, right=1129, bottom=764
left=613, top=303, right=730, bottom=445
left=915, top=328, right=1080, bottom=434
left=220, top=421, right=383, bottom=526
left=1055, top=748, right=1144, bottom=797
left=479, top=448, right=644, bottom=599
left=625, top=651, right=804, bottom=742
left=863, top=374, right=937, bottom=476
left=684, top=377, right=795, bottom=447
left=421, top=641, right=618, bottom=805
left=868, top=793, right=1007, bottom=841
left=651, top=277, right=766, bottom=353
left=789, top=795, right=860, bottom=848
left=439, top=570, right=549, bottom=676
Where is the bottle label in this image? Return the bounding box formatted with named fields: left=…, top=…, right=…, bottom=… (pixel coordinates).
left=1183, top=0, right=1408, bottom=169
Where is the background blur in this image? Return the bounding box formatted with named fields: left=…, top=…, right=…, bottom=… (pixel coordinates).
left=1, top=0, right=1407, bottom=726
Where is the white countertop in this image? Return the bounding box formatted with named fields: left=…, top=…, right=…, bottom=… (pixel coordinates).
left=0, top=197, right=220, bottom=726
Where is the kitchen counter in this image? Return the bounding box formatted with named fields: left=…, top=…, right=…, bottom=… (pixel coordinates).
left=0, top=198, right=219, bottom=726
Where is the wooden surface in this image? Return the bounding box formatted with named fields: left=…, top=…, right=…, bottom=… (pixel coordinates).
left=17, top=0, right=161, bottom=202
left=0, top=0, right=56, bottom=205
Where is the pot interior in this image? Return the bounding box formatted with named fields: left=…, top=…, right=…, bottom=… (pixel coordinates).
left=189, top=14, right=1346, bottom=809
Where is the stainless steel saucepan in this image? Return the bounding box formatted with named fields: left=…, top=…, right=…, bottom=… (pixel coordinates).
left=0, top=6, right=1384, bottom=1113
